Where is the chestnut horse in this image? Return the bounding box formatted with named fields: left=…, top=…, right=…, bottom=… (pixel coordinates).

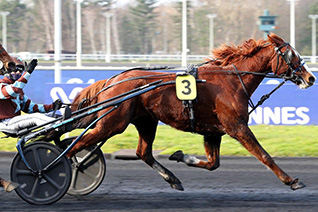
left=67, top=34, right=315, bottom=191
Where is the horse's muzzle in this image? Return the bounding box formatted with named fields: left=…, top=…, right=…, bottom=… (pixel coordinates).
left=296, top=75, right=315, bottom=89
left=308, top=76, right=316, bottom=86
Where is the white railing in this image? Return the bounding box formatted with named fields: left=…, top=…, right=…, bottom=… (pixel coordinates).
left=12, top=53, right=210, bottom=62
left=11, top=52, right=318, bottom=63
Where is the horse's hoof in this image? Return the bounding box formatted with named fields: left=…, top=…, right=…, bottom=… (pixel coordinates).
left=170, top=183, right=184, bottom=191
left=169, top=150, right=184, bottom=162
left=290, top=178, right=306, bottom=190
left=3, top=181, right=20, bottom=192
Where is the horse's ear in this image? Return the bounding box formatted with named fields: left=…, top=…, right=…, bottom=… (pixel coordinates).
left=267, top=33, right=284, bottom=46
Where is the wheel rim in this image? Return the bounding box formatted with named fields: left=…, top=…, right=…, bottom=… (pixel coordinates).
left=11, top=142, right=71, bottom=205
left=67, top=145, right=106, bottom=196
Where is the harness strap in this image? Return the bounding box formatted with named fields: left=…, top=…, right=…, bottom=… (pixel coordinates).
left=233, top=65, right=255, bottom=109
left=232, top=64, right=286, bottom=115
left=77, top=98, right=87, bottom=110
left=182, top=64, right=199, bottom=133
left=248, top=80, right=286, bottom=115
left=82, top=66, right=176, bottom=106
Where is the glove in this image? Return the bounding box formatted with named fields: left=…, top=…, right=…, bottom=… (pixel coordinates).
left=26, top=59, right=38, bottom=74
left=52, top=99, right=63, bottom=110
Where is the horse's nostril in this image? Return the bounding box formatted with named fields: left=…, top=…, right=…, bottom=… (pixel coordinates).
left=309, top=76, right=315, bottom=84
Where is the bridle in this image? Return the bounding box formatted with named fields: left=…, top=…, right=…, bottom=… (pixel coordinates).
left=238, top=42, right=308, bottom=114
left=274, top=42, right=305, bottom=84
left=234, top=42, right=307, bottom=114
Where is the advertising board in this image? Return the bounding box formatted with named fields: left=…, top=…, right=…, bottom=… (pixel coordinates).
left=16, top=69, right=318, bottom=125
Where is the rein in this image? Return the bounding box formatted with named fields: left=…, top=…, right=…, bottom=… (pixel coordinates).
left=77, top=64, right=288, bottom=112
left=232, top=65, right=255, bottom=110
left=76, top=47, right=295, bottom=114
left=248, top=80, right=286, bottom=115
left=77, top=67, right=176, bottom=109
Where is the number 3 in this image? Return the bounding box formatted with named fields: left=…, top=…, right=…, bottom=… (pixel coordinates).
left=181, top=80, right=191, bottom=95
left=176, top=75, right=197, bottom=100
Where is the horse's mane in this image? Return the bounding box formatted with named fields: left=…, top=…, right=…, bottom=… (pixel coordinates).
left=210, top=37, right=274, bottom=66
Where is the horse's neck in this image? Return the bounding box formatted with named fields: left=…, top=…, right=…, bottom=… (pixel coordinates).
left=232, top=48, right=273, bottom=96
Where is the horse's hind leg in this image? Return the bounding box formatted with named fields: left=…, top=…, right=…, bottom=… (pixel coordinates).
left=134, top=117, right=184, bottom=191
left=169, top=133, right=221, bottom=171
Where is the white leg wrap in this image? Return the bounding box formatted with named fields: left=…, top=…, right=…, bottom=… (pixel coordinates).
left=152, top=161, right=170, bottom=180
left=183, top=154, right=201, bottom=165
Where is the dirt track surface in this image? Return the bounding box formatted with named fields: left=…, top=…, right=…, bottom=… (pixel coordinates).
left=1, top=153, right=317, bottom=212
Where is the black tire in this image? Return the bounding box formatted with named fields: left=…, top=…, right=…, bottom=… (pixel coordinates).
left=61, top=137, right=106, bottom=196
left=11, top=142, right=72, bottom=205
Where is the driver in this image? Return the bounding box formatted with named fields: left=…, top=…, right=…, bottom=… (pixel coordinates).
left=0, top=57, right=62, bottom=133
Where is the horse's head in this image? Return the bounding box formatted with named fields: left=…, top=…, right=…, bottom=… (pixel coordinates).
left=268, top=33, right=316, bottom=89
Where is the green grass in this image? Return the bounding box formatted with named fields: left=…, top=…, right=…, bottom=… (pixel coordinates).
left=1, top=125, right=317, bottom=157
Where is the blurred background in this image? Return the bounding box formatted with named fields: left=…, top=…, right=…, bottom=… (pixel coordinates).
left=0, top=0, right=317, bottom=56
left=1, top=0, right=318, bottom=127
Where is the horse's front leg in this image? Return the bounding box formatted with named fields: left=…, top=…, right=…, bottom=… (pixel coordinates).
left=169, top=134, right=221, bottom=171
left=224, top=119, right=305, bottom=190
left=134, top=117, right=184, bottom=191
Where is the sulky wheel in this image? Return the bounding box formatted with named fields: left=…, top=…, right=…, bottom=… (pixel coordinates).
left=61, top=137, right=106, bottom=196
left=10, top=142, right=72, bottom=205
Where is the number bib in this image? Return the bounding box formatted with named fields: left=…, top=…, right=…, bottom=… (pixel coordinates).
left=175, top=75, right=197, bottom=100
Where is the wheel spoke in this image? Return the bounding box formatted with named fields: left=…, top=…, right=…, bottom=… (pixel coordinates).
left=72, top=156, right=80, bottom=164
left=42, top=172, right=63, bottom=190
left=32, top=147, right=42, bottom=170
left=80, top=167, right=98, bottom=179
left=15, top=168, right=34, bottom=176
left=29, top=177, right=40, bottom=199
left=70, top=168, right=79, bottom=189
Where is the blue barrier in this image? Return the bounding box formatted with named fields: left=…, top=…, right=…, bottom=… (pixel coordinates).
left=249, top=84, right=317, bottom=125
left=25, top=69, right=122, bottom=103
left=2, top=69, right=318, bottom=125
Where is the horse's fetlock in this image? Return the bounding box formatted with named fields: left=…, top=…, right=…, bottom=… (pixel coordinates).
left=184, top=154, right=200, bottom=165
left=206, top=162, right=220, bottom=171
